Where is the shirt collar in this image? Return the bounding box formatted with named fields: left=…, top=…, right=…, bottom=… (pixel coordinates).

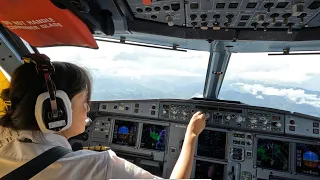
left=17, top=131, right=72, bottom=150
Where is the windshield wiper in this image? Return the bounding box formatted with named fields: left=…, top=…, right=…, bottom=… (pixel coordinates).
left=191, top=97, right=244, bottom=104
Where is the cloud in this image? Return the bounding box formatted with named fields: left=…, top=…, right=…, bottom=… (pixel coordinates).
left=231, top=83, right=320, bottom=108
left=225, top=53, right=320, bottom=91
left=38, top=40, right=209, bottom=78
left=256, top=95, right=264, bottom=99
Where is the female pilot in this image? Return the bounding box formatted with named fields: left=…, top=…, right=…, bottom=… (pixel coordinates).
left=0, top=54, right=206, bottom=179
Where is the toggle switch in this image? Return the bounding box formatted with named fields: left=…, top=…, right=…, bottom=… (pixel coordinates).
left=190, top=14, right=197, bottom=21
left=270, top=13, right=279, bottom=24
left=191, top=22, right=197, bottom=29
left=262, top=22, right=269, bottom=31
left=264, top=2, right=274, bottom=12
left=251, top=22, right=258, bottom=30
left=298, top=13, right=307, bottom=24
left=213, top=22, right=220, bottom=30
left=282, top=13, right=291, bottom=25
left=200, top=22, right=208, bottom=30
left=200, top=14, right=207, bottom=21
left=224, top=22, right=229, bottom=31
left=226, top=14, right=234, bottom=23
left=286, top=22, right=294, bottom=34
left=213, top=14, right=221, bottom=30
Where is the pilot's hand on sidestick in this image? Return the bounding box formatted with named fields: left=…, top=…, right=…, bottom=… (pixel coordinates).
left=187, top=111, right=206, bottom=137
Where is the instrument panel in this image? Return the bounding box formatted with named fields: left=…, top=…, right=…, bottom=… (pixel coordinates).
left=126, top=0, right=320, bottom=31
left=70, top=99, right=320, bottom=180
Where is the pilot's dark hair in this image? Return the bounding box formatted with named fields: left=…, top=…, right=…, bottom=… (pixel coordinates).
left=0, top=61, right=92, bottom=131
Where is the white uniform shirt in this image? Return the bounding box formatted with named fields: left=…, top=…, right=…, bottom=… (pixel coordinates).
left=0, top=131, right=161, bottom=179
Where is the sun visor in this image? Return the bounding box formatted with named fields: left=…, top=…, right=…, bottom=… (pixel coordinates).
left=0, top=0, right=98, bottom=49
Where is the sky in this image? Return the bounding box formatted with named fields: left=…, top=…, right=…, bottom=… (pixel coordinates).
left=39, top=41, right=209, bottom=79
left=38, top=40, right=320, bottom=111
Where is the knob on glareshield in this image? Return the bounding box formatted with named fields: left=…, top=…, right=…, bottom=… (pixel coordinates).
left=205, top=112, right=210, bottom=119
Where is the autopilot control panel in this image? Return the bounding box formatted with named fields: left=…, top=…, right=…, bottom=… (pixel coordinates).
left=69, top=99, right=320, bottom=180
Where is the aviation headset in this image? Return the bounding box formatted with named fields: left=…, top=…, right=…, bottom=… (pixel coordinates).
left=22, top=54, right=72, bottom=133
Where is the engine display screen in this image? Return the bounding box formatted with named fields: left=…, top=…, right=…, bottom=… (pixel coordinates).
left=197, top=130, right=226, bottom=159
left=140, top=124, right=167, bottom=151
left=112, top=120, right=137, bottom=146
left=296, top=143, right=320, bottom=176
left=195, top=160, right=224, bottom=180
left=256, top=139, right=289, bottom=171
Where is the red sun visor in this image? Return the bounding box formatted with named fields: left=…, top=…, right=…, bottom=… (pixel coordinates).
left=0, top=0, right=98, bottom=49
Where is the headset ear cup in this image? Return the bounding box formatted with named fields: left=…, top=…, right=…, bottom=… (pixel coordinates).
left=35, top=90, right=72, bottom=133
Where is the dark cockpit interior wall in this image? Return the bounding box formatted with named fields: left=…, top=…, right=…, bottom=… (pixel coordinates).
left=69, top=99, right=320, bottom=180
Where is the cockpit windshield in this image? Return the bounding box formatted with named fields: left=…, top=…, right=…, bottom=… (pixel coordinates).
left=219, top=52, right=320, bottom=117
left=38, top=40, right=210, bottom=100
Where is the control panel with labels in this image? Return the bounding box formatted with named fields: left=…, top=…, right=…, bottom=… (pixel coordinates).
left=69, top=99, right=320, bottom=180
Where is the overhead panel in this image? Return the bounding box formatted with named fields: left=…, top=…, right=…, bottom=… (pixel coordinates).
left=126, top=0, right=320, bottom=32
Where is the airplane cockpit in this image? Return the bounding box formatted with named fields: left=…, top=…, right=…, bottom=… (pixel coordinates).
left=0, top=0, right=320, bottom=180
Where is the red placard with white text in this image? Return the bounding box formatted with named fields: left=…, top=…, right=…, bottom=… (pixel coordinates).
left=0, top=0, right=98, bottom=49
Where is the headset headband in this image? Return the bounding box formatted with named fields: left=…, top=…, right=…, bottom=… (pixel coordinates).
left=22, top=54, right=59, bottom=119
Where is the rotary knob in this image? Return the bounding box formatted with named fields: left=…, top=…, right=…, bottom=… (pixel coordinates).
left=225, top=115, right=231, bottom=121
left=182, top=111, right=187, bottom=116
left=205, top=112, right=210, bottom=119
left=163, top=110, right=167, bottom=114
left=273, top=122, right=282, bottom=127
left=250, top=118, right=257, bottom=124
left=236, top=116, right=243, bottom=123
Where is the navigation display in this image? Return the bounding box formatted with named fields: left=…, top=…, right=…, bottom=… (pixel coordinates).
left=112, top=120, right=137, bottom=146
left=296, top=143, right=320, bottom=176
left=256, top=139, right=289, bottom=171
left=197, top=130, right=226, bottom=159
left=140, top=124, right=167, bottom=151
left=195, top=160, right=224, bottom=180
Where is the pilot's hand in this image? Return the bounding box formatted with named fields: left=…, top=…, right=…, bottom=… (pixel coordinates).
left=186, top=111, right=206, bottom=137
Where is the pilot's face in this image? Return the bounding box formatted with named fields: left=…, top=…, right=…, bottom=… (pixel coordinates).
left=68, top=90, right=89, bottom=138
